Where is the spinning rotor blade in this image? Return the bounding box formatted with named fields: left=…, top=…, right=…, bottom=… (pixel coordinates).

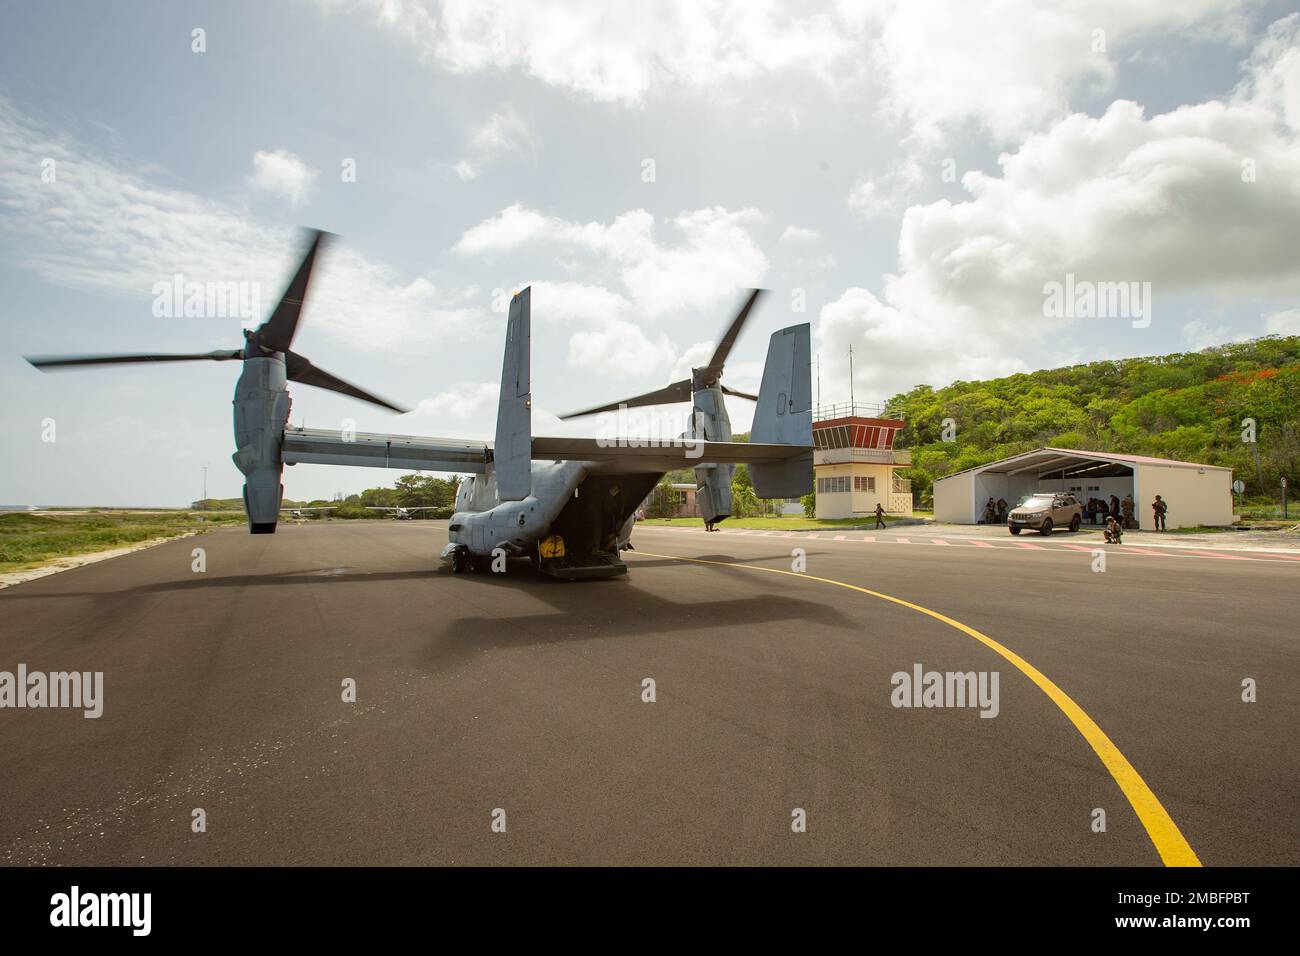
left=559, top=378, right=692, bottom=420
left=720, top=384, right=758, bottom=401
left=26, top=349, right=243, bottom=369
left=558, top=289, right=766, bottom=418
left=285, top=350, right=408, bottom=413
left=250, top=229, right=331, bottom=354
left=704, top=288, right=765, bottom=375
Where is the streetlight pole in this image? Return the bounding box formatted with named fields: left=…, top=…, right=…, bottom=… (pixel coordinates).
left=201, top=464, right=209, bottom=511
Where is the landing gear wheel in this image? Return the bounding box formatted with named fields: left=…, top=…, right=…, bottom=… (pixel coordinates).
left=1039, top=518, right=1053, bottom=536
left=1069, top=515, right=1081, bottom=532
left=451, top=550, right=470, bottom=574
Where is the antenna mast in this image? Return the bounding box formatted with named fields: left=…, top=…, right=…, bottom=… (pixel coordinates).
left=848, top=344, right=855, bottom=407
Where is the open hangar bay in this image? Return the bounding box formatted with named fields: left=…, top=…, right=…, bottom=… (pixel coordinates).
left=933, top=447, right=1234, bottom=530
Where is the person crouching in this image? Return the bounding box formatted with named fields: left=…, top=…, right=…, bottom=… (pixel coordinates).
left=1104, top=515, right=1123, bottom=544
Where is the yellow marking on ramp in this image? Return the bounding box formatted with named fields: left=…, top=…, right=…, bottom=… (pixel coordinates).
left=634, top=549, right=1202, bottom=867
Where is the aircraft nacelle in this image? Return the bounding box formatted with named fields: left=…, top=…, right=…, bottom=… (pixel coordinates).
left=231, top=353, right=290, bottom=533
left=689, top=382, right=734, bottom=524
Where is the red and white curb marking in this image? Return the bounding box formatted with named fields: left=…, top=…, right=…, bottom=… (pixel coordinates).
left=646, top=527, right=1300, bottom=564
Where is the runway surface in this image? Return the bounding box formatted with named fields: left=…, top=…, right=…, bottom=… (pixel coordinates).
left=0, top=519, right=1295, bottom=866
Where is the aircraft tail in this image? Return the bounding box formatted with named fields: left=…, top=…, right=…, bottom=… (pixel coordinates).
left=748, top=322, right=812, bottom=498
left=494, top=288, right=532, bottom=500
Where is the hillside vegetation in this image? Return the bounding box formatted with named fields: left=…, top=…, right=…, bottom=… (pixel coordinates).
left=886, top=335, right=1300, bottom=505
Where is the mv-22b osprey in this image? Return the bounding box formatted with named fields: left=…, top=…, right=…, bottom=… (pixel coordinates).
left=27, top=231, right=813, bottom=580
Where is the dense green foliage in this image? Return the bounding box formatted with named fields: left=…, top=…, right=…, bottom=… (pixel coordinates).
left=885, top=336, right=1300, bottom=505
left=199, top=474, right=463, bottom=518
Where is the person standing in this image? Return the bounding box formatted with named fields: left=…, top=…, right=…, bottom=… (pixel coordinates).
left=1121, top=494, right=1136, bottom=529
left=874, top=502, right=887, bottom=529
left=1109, top=494, right=1121, bottom=520
left=1152, top=495, right=1168, bottom=531
left=996, top=498, right=1008, bottom=523
left=982, top=498, right=997, bottom=524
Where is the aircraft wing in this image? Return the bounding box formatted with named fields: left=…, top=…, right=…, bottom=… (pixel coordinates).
left=281, top=506, right=336, bottom=512
left=281, top=426, right=810, bottom=475
left=282, top=426, right=489, bottom=472
left=530, top=436, right=812, bottom=473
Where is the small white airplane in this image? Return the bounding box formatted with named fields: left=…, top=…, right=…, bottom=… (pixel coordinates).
left=282, top=506, right=336, bottom=520
left=365, top=506, right=441, bottom=519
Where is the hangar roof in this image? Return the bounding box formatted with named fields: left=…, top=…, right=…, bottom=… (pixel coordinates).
left=935, top=447, right=1232, bottom=482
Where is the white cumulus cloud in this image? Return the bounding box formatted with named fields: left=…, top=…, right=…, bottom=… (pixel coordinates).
left=246, top=148, right=318, bottom=205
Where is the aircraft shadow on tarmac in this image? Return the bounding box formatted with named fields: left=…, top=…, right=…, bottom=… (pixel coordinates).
left=0, top=552, right=827, bottom=601
left=420, top=588, right=850, bottom=672
left=0, top=568, right=437, bottom=599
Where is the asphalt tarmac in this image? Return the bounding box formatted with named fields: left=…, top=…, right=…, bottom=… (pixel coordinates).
left=0, top=520, right=1294, bottom=866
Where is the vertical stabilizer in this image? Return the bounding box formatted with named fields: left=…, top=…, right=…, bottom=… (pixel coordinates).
left=749, top=323, right=812, bottom=498
left=494, top=288, right=532, bottom=500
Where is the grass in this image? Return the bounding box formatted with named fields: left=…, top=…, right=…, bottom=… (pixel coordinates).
left=638, top=515, right=915, bottom=530
left=0, top=510, right=244, bottom=574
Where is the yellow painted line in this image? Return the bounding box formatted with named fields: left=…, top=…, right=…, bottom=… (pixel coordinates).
left=634, top=549, right=1202, bottom=867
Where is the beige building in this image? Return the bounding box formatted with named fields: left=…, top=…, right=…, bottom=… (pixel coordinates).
left=813, top=405, right=913, bottom=519
left=933, top=447, right=1233, bottom=530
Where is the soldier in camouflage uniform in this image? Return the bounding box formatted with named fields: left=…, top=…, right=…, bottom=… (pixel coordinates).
left=1152, top=495, right=1168, bottom=531
left=1104, top=514, right=1123, bottom=544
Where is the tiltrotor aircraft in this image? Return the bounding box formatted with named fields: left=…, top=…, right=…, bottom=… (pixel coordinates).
left=27, top=231, right=813, bottom=580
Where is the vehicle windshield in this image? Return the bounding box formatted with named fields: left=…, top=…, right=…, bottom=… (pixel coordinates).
left=1016, top=494, right=1054, bottom=508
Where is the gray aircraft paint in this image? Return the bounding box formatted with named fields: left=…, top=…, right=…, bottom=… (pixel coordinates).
left=232, top=354, right=291, bottom=532
left=494, top=287, right=532, bottom=502
left=28, top=233, right=813, bottom=579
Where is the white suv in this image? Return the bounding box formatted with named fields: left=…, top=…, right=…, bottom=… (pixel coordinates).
left=1007, top=493, right=1083, bottom=535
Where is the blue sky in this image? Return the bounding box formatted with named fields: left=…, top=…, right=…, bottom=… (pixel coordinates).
left=2, top=0, right=1299, bottom=505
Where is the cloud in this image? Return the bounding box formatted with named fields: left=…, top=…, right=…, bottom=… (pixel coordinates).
left=1263, top=308, right=1300, bottom=335
left=1182, top=319, right=1234, bottom=350
left=816, top=286, right=1026, bottom=403
left=320, top=0, right=1253, bottom=148
left=454, top=203, right=768, bottom=318
left=319, top=0, right=858, bottom=105
left=451, top=204, right=767, bottom=388
left=568, top=319, right=675, bottom=375
left=847, top=158, right=926, bottom=220
left=851, top=0, right=1255, bottom=145
left=525, top=281, right=635, bottom=324
left=0, top=97, right=483, bottom=351
left=430, top=0, right=857, bottom=104
left=779, top=225, right=821, bottom=243
left=246, top=148, right=318, bottom=205
left=456, top=104, right=532, bottom=180
left=821, top=15, right=1300, bottom=398
left=406, top=381, right=499, bottom=433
